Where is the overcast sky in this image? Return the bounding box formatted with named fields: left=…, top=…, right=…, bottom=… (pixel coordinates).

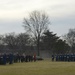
left=0, top=0, right=75, bottom=36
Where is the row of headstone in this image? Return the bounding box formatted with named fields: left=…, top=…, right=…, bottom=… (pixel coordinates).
left=52, top=54, right=75, bottom=62
left=0, top=53, right=36, bottom=65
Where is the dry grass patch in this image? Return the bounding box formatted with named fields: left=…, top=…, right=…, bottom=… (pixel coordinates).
left=0, top=60, right=75, bottom=75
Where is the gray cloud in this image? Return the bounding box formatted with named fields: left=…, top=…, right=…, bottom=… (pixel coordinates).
left=50, top=14, right=75, bottom=36
left=0, top=0, right=75, bottom=36
left=0, top=20, right=24, bottom=34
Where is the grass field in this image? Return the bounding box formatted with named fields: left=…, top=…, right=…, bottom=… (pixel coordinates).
left=0, top=59, right=75, bottom=75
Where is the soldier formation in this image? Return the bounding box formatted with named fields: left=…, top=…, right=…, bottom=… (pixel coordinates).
left=52, top=54, right=75, bottom=62
left=0, top=53, right=36, bottom=65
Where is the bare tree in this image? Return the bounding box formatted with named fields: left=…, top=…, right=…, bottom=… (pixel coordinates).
left=63, top=28, right=75, bottom=53
left=3, top=33, right=17, bottom=50
left=2, top=33, right=30, bottom=53
left=23, top=11, right=50, bottom=56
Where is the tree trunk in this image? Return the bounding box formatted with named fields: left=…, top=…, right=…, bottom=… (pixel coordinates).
left=37, top=35, right=40, bottom=56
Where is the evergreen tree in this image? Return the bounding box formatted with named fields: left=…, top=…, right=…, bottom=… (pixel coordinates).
left=40, top=30, right=70, bottom=54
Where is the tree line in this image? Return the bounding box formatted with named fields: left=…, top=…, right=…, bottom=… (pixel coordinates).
left=0, top=10, right=74, bottom=55
left=0, top=30, right=70, bottom=55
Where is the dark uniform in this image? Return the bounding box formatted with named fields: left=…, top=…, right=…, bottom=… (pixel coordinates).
left=9, top=53, right=13, bottom=64
left=52, top=55, right=54, bottom=61
left=3, top=54, right=7, bottom=65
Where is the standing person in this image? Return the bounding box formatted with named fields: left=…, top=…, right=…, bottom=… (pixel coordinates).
left=18, top=54, right=21, bottom=62
left=3, top=53, right=7, bottom=65
left=52, top=54, right=54, bottom=61
left=9, top=53, right=13, bottom=64
left=33, top=53, right=36, bottom=62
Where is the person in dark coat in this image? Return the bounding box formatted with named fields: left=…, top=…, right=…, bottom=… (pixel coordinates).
left=3, top=53, right=7, bottom=65
left=9, top=53, right=13, bottom=64
left=52, top=55, right=54, bottom=61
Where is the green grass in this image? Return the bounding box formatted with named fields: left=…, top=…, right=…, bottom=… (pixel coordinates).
left=0, top=59, right=75, bottom=75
